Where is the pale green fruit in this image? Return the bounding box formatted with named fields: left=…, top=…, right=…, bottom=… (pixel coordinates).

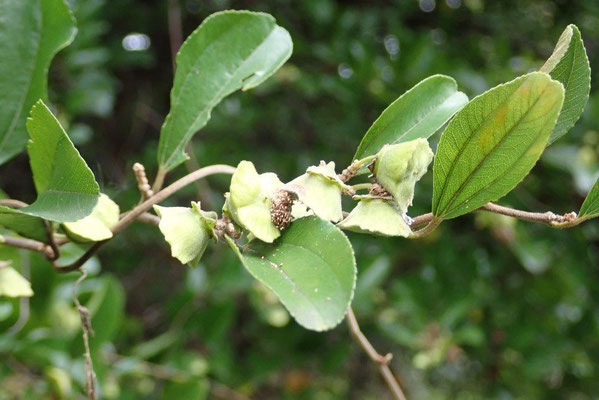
left=373, top=139, right=434, bottom=213
left=0, top=263, right=33, bottom=297
left=337, top=196, right=412, bottom=237
left=286, top=161, right=349, bottom=223
left=226, top=161, right=283, bottom=243
left=63, top=193, right=119, bottom=242
left=154, top=202, right=216, bottom=266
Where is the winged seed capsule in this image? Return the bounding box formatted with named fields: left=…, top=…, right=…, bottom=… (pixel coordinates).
left=372, top=138, right=434, bottom=214
left=223, top=161, right=283, bottom=243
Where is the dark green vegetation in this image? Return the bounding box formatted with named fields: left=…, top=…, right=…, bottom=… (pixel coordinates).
left=1, top=0, right=599, bottom=398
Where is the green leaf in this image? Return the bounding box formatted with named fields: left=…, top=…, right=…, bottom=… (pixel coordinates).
left=0, top=205, right=47, bottom=242
left=579, top=178, right=599, bottom=220
left=226, top=216, right=356, bottom=331
left=21, top=101, right=100, bottom=222
left=0, top=0, right=76, bottom=165
left=63, top=193, right=119, bottom=242
left=0, top=262, right=33, bottom=297
left=540, top=24, right=591, bottom=144
left=157, top=10, right=292, bottom=172
left=353, top=75, right=468, bottom=159
left=432, top=72, right=564, bottom=219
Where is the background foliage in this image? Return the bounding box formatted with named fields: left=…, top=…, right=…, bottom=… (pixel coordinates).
left=1, top=0, right=598, bottom=398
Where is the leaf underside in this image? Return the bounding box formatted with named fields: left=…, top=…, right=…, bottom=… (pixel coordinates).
left=432, top=72, right=565, bottom=219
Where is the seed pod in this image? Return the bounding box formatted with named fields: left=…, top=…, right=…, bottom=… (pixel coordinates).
left=337, top=195, right=411, bottom=237
left=224, top=161, right=283, bottom=243
left=63, top=193, right=120, bottom=242
left=154, top=202, right=217, bottom=267
left=285, top=161, right=350, bottom=223
left=373, top=139, right=434, bottom=213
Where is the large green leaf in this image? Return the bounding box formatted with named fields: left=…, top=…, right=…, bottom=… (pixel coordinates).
left=432, top=72, right=564, bottom=219
left=226, top=216, right=356, bottom=331
left=21, top=101, right=99, bottom=222
left=540, top=24, right=591, bottom=144
left=157, top=10, right=292, bottom=172
left=0, top=0, right=76, bottom=165
left=579, top=179, right=599, bottom=220
left=353, top=75, right=468, bottom=159
left=0, top=205, right=47, bottom=242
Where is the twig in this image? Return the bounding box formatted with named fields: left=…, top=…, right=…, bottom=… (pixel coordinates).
left=137, top=212, right=160, bottom=226
left=0, top=235, right=55, bottom=258
left=43, top=220, right=60, bottom=261
left=409, top=217, right=442, bottom=239
left=480, top=202, right=579, bottom=226
left=72, top=269, right=97, bottom=400
left=53, top=164, right=236, bottom=273
left=0, top=199, right=28, bottom=208
left=410, top=212, right=433, bottom=228
left=346, top=308, right=406, bottom=400
left=167, top=0, right=183, bottom=70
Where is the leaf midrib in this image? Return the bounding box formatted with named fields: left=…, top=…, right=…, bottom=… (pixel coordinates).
left=161, top=21, right=277, bottom=168
left=435, top=79, right=526, bottom=213
left=438, top=80, right=551, bottom=217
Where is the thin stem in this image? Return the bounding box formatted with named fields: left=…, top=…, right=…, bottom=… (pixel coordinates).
left=0, top=199, right=28, bottom=208
left=152, top=166, right=167, bottom=193
left=410, top=212, right=433, bottom=228
left=167, top=0, right=183, bottom=71
left=73, top=269, right=97, bottom=400
left=351, top=183, right=373, bottom=192
left=409, top=217, right=442, bottom=239
left=0, top=235, right=54, bottom=258
left=480, top=202, right=578, bottom=226
left=346, top=308, right=406, bottom=400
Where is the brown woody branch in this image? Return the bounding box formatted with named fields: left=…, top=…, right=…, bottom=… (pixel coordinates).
left=346, top=308, right=407, bottom=400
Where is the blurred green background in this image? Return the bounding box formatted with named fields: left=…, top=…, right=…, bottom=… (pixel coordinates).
left=1, top=0, right=599, bottom=398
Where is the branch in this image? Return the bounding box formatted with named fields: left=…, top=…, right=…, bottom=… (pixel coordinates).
left=53, top=164, right=236, bottom=273
left=0, top=199, right=28, bottom=208
left=0, top=235, right=54, bottom=258
left=72, top=269, right=97, bottom=400
left=480, top=202, right=579, bottom=226
left=346, top=308, right=407, bottom=400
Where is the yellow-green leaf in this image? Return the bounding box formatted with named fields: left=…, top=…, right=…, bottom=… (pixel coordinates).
left=432, top=72, right=564, bottom=219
